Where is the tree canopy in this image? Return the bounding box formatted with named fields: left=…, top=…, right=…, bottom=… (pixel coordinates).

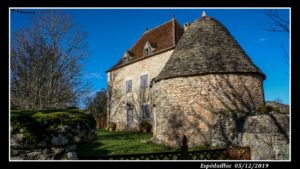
left=11, top=10, right=90, bottom=110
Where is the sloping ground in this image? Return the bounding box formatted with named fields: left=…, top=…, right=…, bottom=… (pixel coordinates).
left=76, top=129, right=176, bottom=157
left=76, top=129, right=214, bottom=157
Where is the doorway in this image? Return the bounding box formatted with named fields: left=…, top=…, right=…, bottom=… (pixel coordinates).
left=126, top=107, right=134, bottom=129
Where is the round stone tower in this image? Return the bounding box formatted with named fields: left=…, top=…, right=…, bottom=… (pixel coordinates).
left=151, top=14, right=266, bottom=147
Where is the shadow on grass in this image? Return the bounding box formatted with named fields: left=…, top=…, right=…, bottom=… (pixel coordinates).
left=99, top=131, right=151, bottom=140
left=76, top=141, right=111, bottom=156
left=76, top=130, right=177, bottom=157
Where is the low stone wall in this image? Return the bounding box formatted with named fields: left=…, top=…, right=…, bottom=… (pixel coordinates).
left=207, top=112, right=289, bottom=160
left=11, top=144, right=79, bottom=160
left=10, top=110, right=98, bottom=160
left=241, top=113, right=289, bottom=160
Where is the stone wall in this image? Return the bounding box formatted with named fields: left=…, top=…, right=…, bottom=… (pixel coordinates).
left=210, top=111, right=289, bottom=160
left=151, top=74, right=265, bottom=147
left=10, top=110, right=98, bottom=160
left=11, top=124, right=97, bottom=160
left=241, top=113, right=289, bottom=160
left=107, top=50, right=174, bottom=131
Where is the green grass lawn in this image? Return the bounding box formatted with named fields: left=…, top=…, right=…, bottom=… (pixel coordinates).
left=76, top=129, right=178, bottom=157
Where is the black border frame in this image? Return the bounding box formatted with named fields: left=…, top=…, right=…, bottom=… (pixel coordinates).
left=2, top=0, right=299, bottom=168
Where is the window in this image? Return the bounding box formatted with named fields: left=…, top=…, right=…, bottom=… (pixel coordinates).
left=123, top=56, right=128, bottom=63
left=144, top=41, right=153, bottom=56
left=141, top=104, right=150, bottom=120
left=125, top=80, right=132, bottom=93
left=140, top=74, right=148, bottom=89
left=123, top=51, right=131, bottom=64
left=144, top=47, right=151, bottom=56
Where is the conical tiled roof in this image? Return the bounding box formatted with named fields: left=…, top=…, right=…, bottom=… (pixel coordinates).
left=154, top=16, right=266, bottom=82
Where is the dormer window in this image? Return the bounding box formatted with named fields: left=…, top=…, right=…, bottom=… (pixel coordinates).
left=144, top=48, right=151, bottom=56
left=144, top=41, right=154, bottom=56
left=123, top=56, right=129, bottom=63
left=123, top=51, right=131, bottom=64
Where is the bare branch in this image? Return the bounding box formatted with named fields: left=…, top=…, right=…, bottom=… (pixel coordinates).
left=11, top=10, right=90, bottom=110
left=265, top=10, right=289, bottom=33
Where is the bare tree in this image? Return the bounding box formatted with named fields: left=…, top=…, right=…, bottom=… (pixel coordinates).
left=265, top=10, right=289, bottom=33
left=11, top=10, right=90, bottom=110
left=107, top=70, right=124, bottom=123
left=131, top=85, right=152, bottom=122
left=274, top=98, right=283, bottom=104
left=263, top=9, right=289, bottom=65
left=85, top=89, right=107, bottom=128
left=85, top=89, right=107, bottom=118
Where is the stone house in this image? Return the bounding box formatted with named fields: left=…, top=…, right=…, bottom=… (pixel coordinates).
left=106, top=17, right=184, bottom=131
left=106, top=12, right=267, bottom=148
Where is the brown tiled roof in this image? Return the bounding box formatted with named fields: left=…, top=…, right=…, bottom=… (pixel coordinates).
left=154, top=16, right=266, bottom=82
left=107, top=18, right=184, bottom=72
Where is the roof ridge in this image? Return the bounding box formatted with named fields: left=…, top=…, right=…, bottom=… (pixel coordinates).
left=127, top=18, right=177, bottom=54
left=143, top=18, right=177, bottom=35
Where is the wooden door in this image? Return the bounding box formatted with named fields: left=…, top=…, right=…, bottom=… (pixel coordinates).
left=127, top=108, right=134, bottom=129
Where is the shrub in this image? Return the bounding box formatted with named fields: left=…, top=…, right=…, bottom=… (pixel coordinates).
left=139, top=121, right=152, bottom=133
left=283, top=107, right=289, bottom=114
left=258, top=106, right=268, bottom=114
left=258, top=105, right=280, bottom=114
left=107, top=122, right=116, bottom=131
left=272, top=106, right=281, bottom=113
left=266, top=105, right=273, bottom=113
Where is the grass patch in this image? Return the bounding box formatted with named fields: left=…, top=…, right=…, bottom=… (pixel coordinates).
left=76, top=129, right=176, bottom=156
left=76, top=129, right=213, bottom=157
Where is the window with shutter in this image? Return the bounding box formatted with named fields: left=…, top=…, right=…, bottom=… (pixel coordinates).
left=140, top=74, right=148, bottom=89
left=125, top=80, right=132, bottom=93
left=142, top=104, right=150, bottom=120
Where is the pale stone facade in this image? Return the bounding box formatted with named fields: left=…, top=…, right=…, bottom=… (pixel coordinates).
left=107, top=50, right=174, bottom=130
left=151, top=74, right=265, bottom=147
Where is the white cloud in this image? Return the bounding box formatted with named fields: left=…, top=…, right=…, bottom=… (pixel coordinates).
left=259, top=37, right=267, bottom=42
left=84, top=73, right=103, bottom=80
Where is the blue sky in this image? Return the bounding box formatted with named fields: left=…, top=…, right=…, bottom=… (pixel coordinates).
left=10, top=8, right=290, bottom=104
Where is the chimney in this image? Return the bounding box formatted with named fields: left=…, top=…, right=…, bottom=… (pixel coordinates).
left=184, top=22, right=191, bottom=31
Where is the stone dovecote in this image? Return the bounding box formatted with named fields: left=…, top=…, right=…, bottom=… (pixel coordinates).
left=151, top=15, right=266, bottom=148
